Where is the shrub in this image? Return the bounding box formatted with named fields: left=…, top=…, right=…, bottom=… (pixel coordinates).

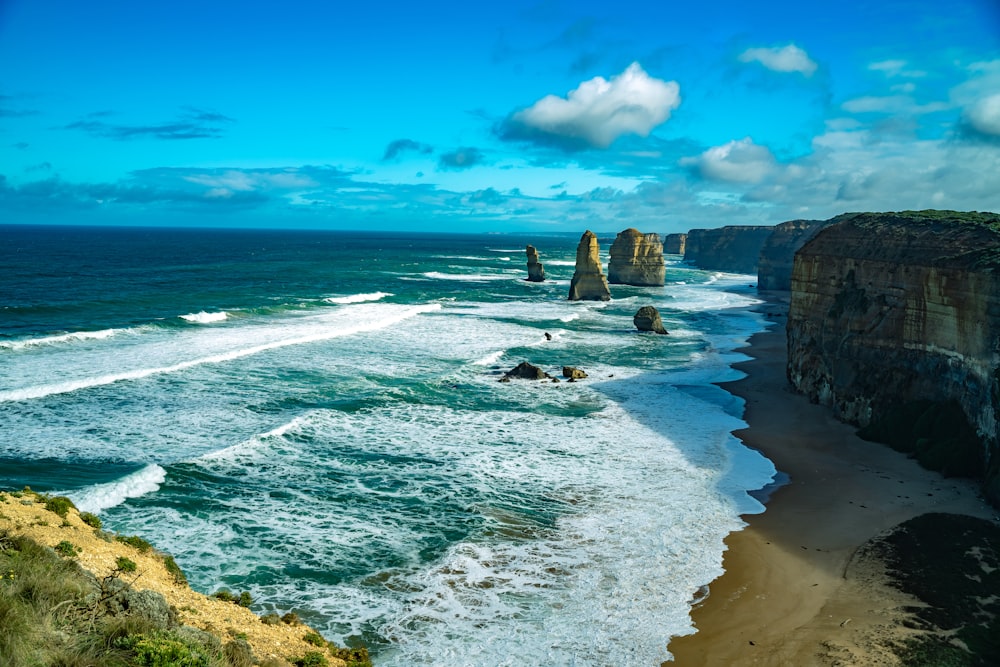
left=302, top=631, right=326, bottom=647
left=237, top=591, right=253, bottom=608
left=121, top=631, right=212, bottom=667
left=260, top=612, right=281, bottom=625
left=162, top=555, right=188, bottom=586
left=213, top=589, right=235, bottom=603
left=116, top=556, right=137, bottom=574
left=290, top=651, right=328, bottom=667
left=116, top=534, right=153, bottom=553
left=43, top=496, right=76, bottom=518
left=54, top=540, right=79, bottom=558
left=79, top=512, right=102, bottom=529
left=281, top=611, right=301, bottom=625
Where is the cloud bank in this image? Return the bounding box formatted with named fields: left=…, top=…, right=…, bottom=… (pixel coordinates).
left=64, top=108, right=235, bottom=140
left=498, top=62, right=681, bottom=150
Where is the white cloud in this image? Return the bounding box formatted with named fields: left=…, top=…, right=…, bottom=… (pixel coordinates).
left=868, top=59, right=926, bottom=78
left=502, top=62, right=681, bottom=149
left=738, top=44, right=817, bottom=76
left=841, top=95, right=949, bottom=115
left=965, top=93, right=1000, bottom=136
left=682, top=137, right=777, bottom=183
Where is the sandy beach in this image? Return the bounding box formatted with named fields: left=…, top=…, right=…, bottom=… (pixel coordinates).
left=667, top=299, right=997, bottom=665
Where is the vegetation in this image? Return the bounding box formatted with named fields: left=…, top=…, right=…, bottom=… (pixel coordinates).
left=43, top=495, right=76, bottom=518
left=80, top=511, right=103, bottom=529
left=116, top=534, right=154, bottom=554
left=162, top=554, right=188, bottom=586
left=54, top=539, right=80, bottom=557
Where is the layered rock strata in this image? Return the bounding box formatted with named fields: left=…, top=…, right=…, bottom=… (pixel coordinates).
left=525, top=244, right=545, bottom=282
left=757, top=218, right=834, bottom=291
left=663, top=233, right=687, bottom=255
left=607, top=228, right=666, bottom=286
left=786, top=210, right=1000, bottom=503
left=684, top=225, right=774, bottom=274
left=568, top=230, right=611, bottom=301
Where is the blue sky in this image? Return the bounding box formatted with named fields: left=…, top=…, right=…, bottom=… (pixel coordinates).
left=2, top=0, right=999, bottom=233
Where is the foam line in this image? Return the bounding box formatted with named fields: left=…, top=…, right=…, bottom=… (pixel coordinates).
left=0, top=304, right=440, bottom=403
left=68, top=464, right=167, bottom=513
left=179, top=311, right=228, bottom=323
left=1, top=328, right=125, bottom=350
left=324, top=292, right=393, bottom=305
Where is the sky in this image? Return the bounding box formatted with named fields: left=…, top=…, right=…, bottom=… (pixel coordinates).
left=1, top=0, right=1000, bottom=233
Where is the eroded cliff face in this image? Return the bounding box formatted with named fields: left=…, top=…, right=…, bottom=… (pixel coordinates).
left=757, top=219, right=832, bottom=290
left=663, top=233, right=687, bottom=255
left=607, top=228, right=665, bottom=286
left=684, top=225, right=774, bottom=274
left=786, top=210, right=1000, bottom=502
left=568, top=230, right=611, bottom=301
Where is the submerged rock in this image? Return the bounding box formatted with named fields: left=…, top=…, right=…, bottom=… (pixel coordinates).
left=634, top=306, right=668, bottom=334
left=608, top=228, right=665, bottom=286
left=525, top=245, right=546, bottom=282
left=568, top=230, right=611, bottom=301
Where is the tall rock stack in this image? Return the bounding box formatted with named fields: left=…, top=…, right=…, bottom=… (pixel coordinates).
left=525, top=245, right=546, bottom=282
left=567, top=230, right=611, bottom=301
left=663, top=233, right=687, bottom=255
left=607, top=228, right=665, bottom=286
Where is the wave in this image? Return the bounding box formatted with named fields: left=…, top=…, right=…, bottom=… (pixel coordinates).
left=68, top=464, right=167, bottom=513
left=0, top=327, right=127, bottom=350
left=422, top=271, right=515, bottom=282
left=179, top=311, right=228, bottom=324
left=0, top=304, right=442, bottom=403
left=472, top=350, right=505, bottom=366
left=432, top=255, right=510, bottom=262
left=323, top=292, right=393, bottom=305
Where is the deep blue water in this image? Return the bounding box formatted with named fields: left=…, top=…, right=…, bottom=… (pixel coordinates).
left=0, top=224, right=775, bottom=665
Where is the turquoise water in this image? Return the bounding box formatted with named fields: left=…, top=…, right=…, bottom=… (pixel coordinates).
left=0, top=225, right=775, bottom=665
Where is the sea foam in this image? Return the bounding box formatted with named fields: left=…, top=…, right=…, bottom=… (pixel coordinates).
left=324, top=292, right=393, bottom=305
left=69, top=464, right=167, bottom=513
left=180, top=311, right=229, bottom=323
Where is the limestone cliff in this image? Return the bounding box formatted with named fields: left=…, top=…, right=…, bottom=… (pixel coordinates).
left=568, top=230, right=611, bottom=301
left=684, top=225, right=775, bottom=274
left=525, top=244, right=545, bottom=282
left=786, top=210, right=1000, bottom=503
left=757, top=219, right=831, bottom=290
left=663, top=233, right=687, bottom=255
left=608, top=228, right=665, bottom=286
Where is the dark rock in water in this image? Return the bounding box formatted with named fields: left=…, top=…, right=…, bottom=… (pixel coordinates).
left=544, top=332, right=552, bottom=340
left=568, top=230, right=611, bottom=301
left=634, top=305, right=668, bottom=334
left=608, top=228, right=665, bottom=286
left=500, top=361, right=551, bottom=381
left=525, top=245, right=546, bottom=282
left=562, top=366, right=587, bottom=379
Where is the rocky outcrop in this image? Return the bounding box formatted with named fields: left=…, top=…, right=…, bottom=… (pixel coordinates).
left=568, top=230, right=611, bottom=301
left=633, top=306, right=668, bottom=334
left=500, top=361, right=551, bottom=381
left=663, top=233, right=687, bottom=255
left=684, top=225, right=775, bottom=274
left=608, top=228, right=665, bottom=286
left=562, top=366, right=587, bottom=379
left=757, top=219, right=831, bottom=290
left=525, top=244, right=545, bottom=282
left=786, top=210, right=1000, bottom=503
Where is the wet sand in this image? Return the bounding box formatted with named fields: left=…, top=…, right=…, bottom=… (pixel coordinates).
left=667, top=301, right=995, bottom=665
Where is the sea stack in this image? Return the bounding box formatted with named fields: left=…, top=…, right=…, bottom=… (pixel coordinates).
left=567, top=231, right=611, bottom=301
left=663, top=233, right=687, bottom=255
left=633, top=305, right=668, bottom=334
left=525, top=245, right=546, bottom=282
left=607, top=228, right=665, bottom=286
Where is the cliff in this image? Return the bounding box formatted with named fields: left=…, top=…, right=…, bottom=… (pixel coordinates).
left=684, top=225, right=775, bottom=274
left=757, top=219, right=831, bottom=290
left=607, top=228, right=665, bottom=286
left=525, top=244, right=545, bottom=282
left=663, top=233, right=687, bottom=255
left=786, top=210, right=1000, bottom=503
left=568, top=230, right=611, bottom=301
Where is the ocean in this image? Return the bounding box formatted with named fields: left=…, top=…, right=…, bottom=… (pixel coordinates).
left=0, top=224, right=776, bottom=665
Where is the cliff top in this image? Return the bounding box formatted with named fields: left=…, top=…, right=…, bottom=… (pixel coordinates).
left=806, top=209, right=1000, bottom=270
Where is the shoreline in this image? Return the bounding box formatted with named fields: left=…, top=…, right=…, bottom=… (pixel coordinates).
left=667, top=296, right=996, bottom=665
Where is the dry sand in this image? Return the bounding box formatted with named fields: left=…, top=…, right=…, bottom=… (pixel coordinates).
left=667, top=300, right=997, bottom=666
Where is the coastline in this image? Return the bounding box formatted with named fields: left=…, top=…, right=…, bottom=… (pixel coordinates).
left=667, top=296, right=996, bottom=665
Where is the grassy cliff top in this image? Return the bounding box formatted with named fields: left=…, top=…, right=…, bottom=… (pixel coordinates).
left=0, top=489, right=369, bottom=667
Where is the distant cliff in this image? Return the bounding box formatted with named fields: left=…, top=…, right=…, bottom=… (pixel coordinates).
left=684, top=225, right=774, bottom=275
left=757, top=219, right=831, bottom=290
left=608, top=228, right=665, bottom=286
left=786, top=210, right=1000, bottom=504
left=663, top=233, right=687, bottom=255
